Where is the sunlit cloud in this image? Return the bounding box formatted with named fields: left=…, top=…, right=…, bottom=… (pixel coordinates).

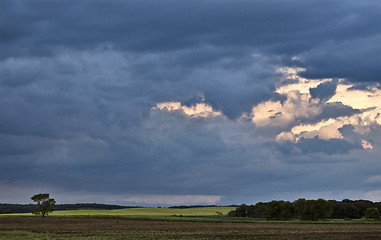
left=258, top=67, right=381, bottom=147
left=276, top=67, right=332, bottom=94
left=155, top=68, right=380, bottom=154
left=329, top=83, right=381, bottom=110
left=155, top=102, right=222, bottom=118
left=361, top=140, right=374, bottom=150
left=293, top=119, right=344, bottom=140
left=291, top=110, right=379, bottom=136
left=291, top=118, right=336, bottom=135
left=276, top=131, right=296, bottom=142
left=251, top=90, right=322, bottom=127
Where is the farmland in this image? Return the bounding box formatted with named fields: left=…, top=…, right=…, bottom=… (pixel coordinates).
left=1, top=206, right=235, bottom=218
left=1, top=216, right=381, bottom=240
left=1, top=207, right=381, bottom=239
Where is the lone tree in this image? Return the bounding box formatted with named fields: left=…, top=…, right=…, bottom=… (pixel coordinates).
left=31, top=193, right=56, bottom=217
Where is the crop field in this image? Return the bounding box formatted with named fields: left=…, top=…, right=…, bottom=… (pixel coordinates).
left=2, top=206, right=235, bottom=217
left=0, top=216, right=381, bottom=240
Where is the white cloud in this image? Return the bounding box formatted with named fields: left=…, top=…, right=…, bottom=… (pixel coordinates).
left=255, top=68, right=381, bottom=145
left=362, top=140, right=374, bottom=150
left=276, top=131, right=296, bottom=142
left=364, top=190, right=381, bottom=202
left=328, top=83, right=381, bottom=110
left=290, top=112, right=379, bottom=143
left=155, top=101, right=222, bottom=118
left=291, top=118, right=335, bottom=137
left=251, top=90, right=322, bottom=127
left=276, top=67, right=332, bottom=94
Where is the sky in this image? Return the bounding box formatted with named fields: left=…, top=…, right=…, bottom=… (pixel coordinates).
left=0, top=0, right=380, bottom=206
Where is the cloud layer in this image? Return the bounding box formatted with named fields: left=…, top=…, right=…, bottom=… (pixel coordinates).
left=1, top=0, right=380, bottom=205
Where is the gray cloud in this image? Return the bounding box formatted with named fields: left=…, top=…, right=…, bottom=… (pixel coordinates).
left=273, top=136, right=363, bottom=156
left=295, top=102, right=361, bottom=127
left=319, top=103, right=360, bottom=120
left=1, top=0, right=380, bottom=83
left=298, top=35, right=381, bottom=82
left=1, top=0, right=380, bottom=205
left=309, top=79, right=338, bottom=100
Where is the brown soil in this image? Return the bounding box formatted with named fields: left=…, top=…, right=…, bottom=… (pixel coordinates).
left=0, top=217, right=380, bottom=239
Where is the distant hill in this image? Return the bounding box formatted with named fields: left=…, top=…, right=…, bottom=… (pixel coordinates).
left=0, top=203, right=135, bottom=214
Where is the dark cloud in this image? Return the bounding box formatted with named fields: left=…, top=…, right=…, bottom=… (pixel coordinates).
left=298, top=35, right=381, bottom=82
left=348, top=82, right=381, bottom=91
left=296, top=137, right=362, bottom=155
left=295, top=102, right=361, bottom=127
left=1, top=0, right=381, bottom=205
left=309, top=79, right=338, bottom=100
left=274, top=137, right=362, bottom=156
left=319, top=102, right=360, bottom=121
left=0, top=0, right=379, bottom=84
left=339, top=124, right=358, bottom=140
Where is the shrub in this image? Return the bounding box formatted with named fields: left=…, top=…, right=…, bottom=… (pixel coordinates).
left=364, top=208, right=380, bottom=219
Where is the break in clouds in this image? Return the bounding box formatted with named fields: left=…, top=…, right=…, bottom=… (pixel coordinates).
left=0, top=0, right=380, bottom=205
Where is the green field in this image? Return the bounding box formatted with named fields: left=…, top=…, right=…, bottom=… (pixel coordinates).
left=3, top=206, right=235, bottom=218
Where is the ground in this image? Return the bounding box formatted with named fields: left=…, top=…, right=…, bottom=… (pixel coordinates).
left=0, top=217, right=380, bottom=240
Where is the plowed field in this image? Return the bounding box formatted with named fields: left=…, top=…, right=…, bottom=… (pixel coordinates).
left=0, top=217, right=380, bottom=239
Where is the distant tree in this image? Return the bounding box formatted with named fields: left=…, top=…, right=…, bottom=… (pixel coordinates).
left=228, top=203, right=268, bottom=218
left=355, top=200, right=374, bottom=217
left=294, top=198, right=332, bottom=220
left=364, top=208, right=380, bottom=219
left=247, top=202, right=267, bottom=218
left=293, top=198, right=307, bottom=218
left=314, top=198, right=332, bottom=220
left=234, top=204, right=248, bottom=217
left=330, top=199, right=375, bottom=219
left=334, top=199, right=361, bottom=218
left=266, top=201, right=294, bottom=220
left=228, top=198, right=380, bottom=221
left=31, top=193, right=56, bottom=217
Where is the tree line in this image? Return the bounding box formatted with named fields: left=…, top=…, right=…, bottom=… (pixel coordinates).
left=228, top=199, right=381, bottom=220
left=2, top=195, right=380, bottom=220
left=0, top=203, right=133, bottom=214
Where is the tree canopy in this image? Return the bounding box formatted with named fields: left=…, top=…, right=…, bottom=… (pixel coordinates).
left=31, top=193, right=56, bottom=217
left=229, top=198, right=335, bottom=220
left=364, top=208, right=380, bottom=219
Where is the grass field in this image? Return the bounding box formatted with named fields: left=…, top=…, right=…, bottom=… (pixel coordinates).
left=1, top=216, right=381, bottom=240
left=2, top=206, right=235, bottom=217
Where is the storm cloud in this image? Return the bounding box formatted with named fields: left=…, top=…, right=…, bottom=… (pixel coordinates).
left=1, top=0, right=380, bottom=205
